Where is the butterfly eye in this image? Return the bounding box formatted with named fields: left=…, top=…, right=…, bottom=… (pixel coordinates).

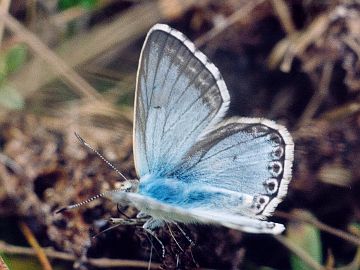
left=120, top=181, right=134, bottom=192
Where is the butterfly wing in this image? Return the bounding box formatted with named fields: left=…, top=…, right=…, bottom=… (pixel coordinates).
left=107, top=191, right=285, bottom=234
left=172, top=117, right=294, bottom=218
left=133, top=24, right=230, bottom=177
left=132, top=24, right=294, bottom=230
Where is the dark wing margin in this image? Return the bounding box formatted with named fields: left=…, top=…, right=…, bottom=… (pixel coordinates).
left=133, top=24, right=230, bottom=177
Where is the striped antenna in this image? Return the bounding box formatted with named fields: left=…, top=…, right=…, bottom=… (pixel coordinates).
left=55, top=134, right=129, bottom=214
left=56, top=190, right=108, bottom=213
left=55, top=189, right=122, bottom=214
left=74, top=132, right=128, bottom=182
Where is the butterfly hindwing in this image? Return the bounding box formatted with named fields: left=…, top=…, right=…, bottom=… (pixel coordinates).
left=107, top=191, right=285, bottom=234
left=133, top=24, right=230, bottom=177
left=172, top=117, right=294, bottom=218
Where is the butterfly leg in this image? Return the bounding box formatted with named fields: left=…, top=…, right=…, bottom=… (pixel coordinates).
left=137, top=211, right=150, bottom=218
left=109, top=211, right=150, bottom=226
left=166, top=222, right=184, bottom=252
left=147, top=234, right=154, bottom=270
left=172, top=222, right=198, bottom=266
left=109, top=217, right=148, bottom=226
left=172, top=222, right=195, bottom=247
left=143, top=218, right=165, bottom=257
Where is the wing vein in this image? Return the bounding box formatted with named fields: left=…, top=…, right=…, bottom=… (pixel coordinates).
left=164, top=72, right=216, bottom=135
left=149, top=33, right=170, bottom=169
left=159, top=50, right=194, bottom=139
left=199, top=132, right=271, bottom=163
left=164, top=107, right=216, bottom=172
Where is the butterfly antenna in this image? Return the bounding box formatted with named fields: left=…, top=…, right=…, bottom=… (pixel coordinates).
left=74, top=132, right=128, bottom=182
left=55, top=190, right=110, bottom=214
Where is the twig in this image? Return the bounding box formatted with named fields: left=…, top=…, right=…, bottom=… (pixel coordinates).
left=0, top=240, right=161, bottom=269
left=343, top=36, right=360, bottom=59
left=268, top=13, right=330, bottom=71
left=0, top=0, right=11, bottom=46
left=274, top=235, right=325, bottom=270
left=0, top=11, right=102, bottom=100
left=297, top=61, right=334, bottom=128
left=51, top=6, right=89, bottom=26
left=194, top=0, right=266, bottom=47
left=270, top=0, right=296, bottom=34
left=318, top=101, right=360, bottom=122
left=19, top=222, right=53, bottom=270
left=276, top=211, right=360, bottom=247
left=0, top=152, right=24, bottom=175
left=50, top=0, right=116, bottom=26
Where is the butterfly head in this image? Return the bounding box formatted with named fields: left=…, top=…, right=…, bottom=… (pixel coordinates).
left=120, top=179, right=137, bottom=192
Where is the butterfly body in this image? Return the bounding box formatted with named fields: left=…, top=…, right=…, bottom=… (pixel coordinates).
left=106, top=24, right=294, bottom=234
left=138, top=174, right=254, bottom=218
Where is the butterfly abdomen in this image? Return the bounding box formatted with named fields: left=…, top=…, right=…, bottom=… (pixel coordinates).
left=138, top=174, right=253, bottom=215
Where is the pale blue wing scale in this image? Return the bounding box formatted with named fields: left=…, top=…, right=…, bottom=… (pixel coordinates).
left=133, top=24, right=230, bottom=177
left=173, top=117, right=294, bottom=217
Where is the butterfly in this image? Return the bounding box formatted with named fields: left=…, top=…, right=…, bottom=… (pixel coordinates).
left=102, top=24, right=295, bottom=235
left=60, top=24, right=294, bottom=236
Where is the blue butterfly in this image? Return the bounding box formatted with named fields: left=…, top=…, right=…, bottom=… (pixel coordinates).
left=103, top=24, right=295, bottom=235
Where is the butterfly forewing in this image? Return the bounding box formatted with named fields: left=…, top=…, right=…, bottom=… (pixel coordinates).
left=133, top=24, right=230, bottom=177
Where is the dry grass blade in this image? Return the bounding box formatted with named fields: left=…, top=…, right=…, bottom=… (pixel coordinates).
left=0, top=11, right=102, bottom=101
left=195, top=0, right=266, bottom=47
left=268, top=13, right=330, bottom=71
left=343, top=36, right=360, bottom=59
left=19, top=222, right=53, bottom=270
left=50, top=0, right=117, bottom=26
left=158, top=0, right=207, bottom=20
left=8, top=1, right=162, bottom=99
left=285, top=13, right=330, bottom=60
left=297, top=61, right=334, bottom=127
left=318, top=102, right=360, bottom=122
left=270, top=0, right=296, bottom=34
left=0, top=240, right=161, bottom=269
left=0, top=0, right=11, bottom=46
left=50, top=5, right=88, bottom=26
left=0, top=152, right=23, bottom=175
